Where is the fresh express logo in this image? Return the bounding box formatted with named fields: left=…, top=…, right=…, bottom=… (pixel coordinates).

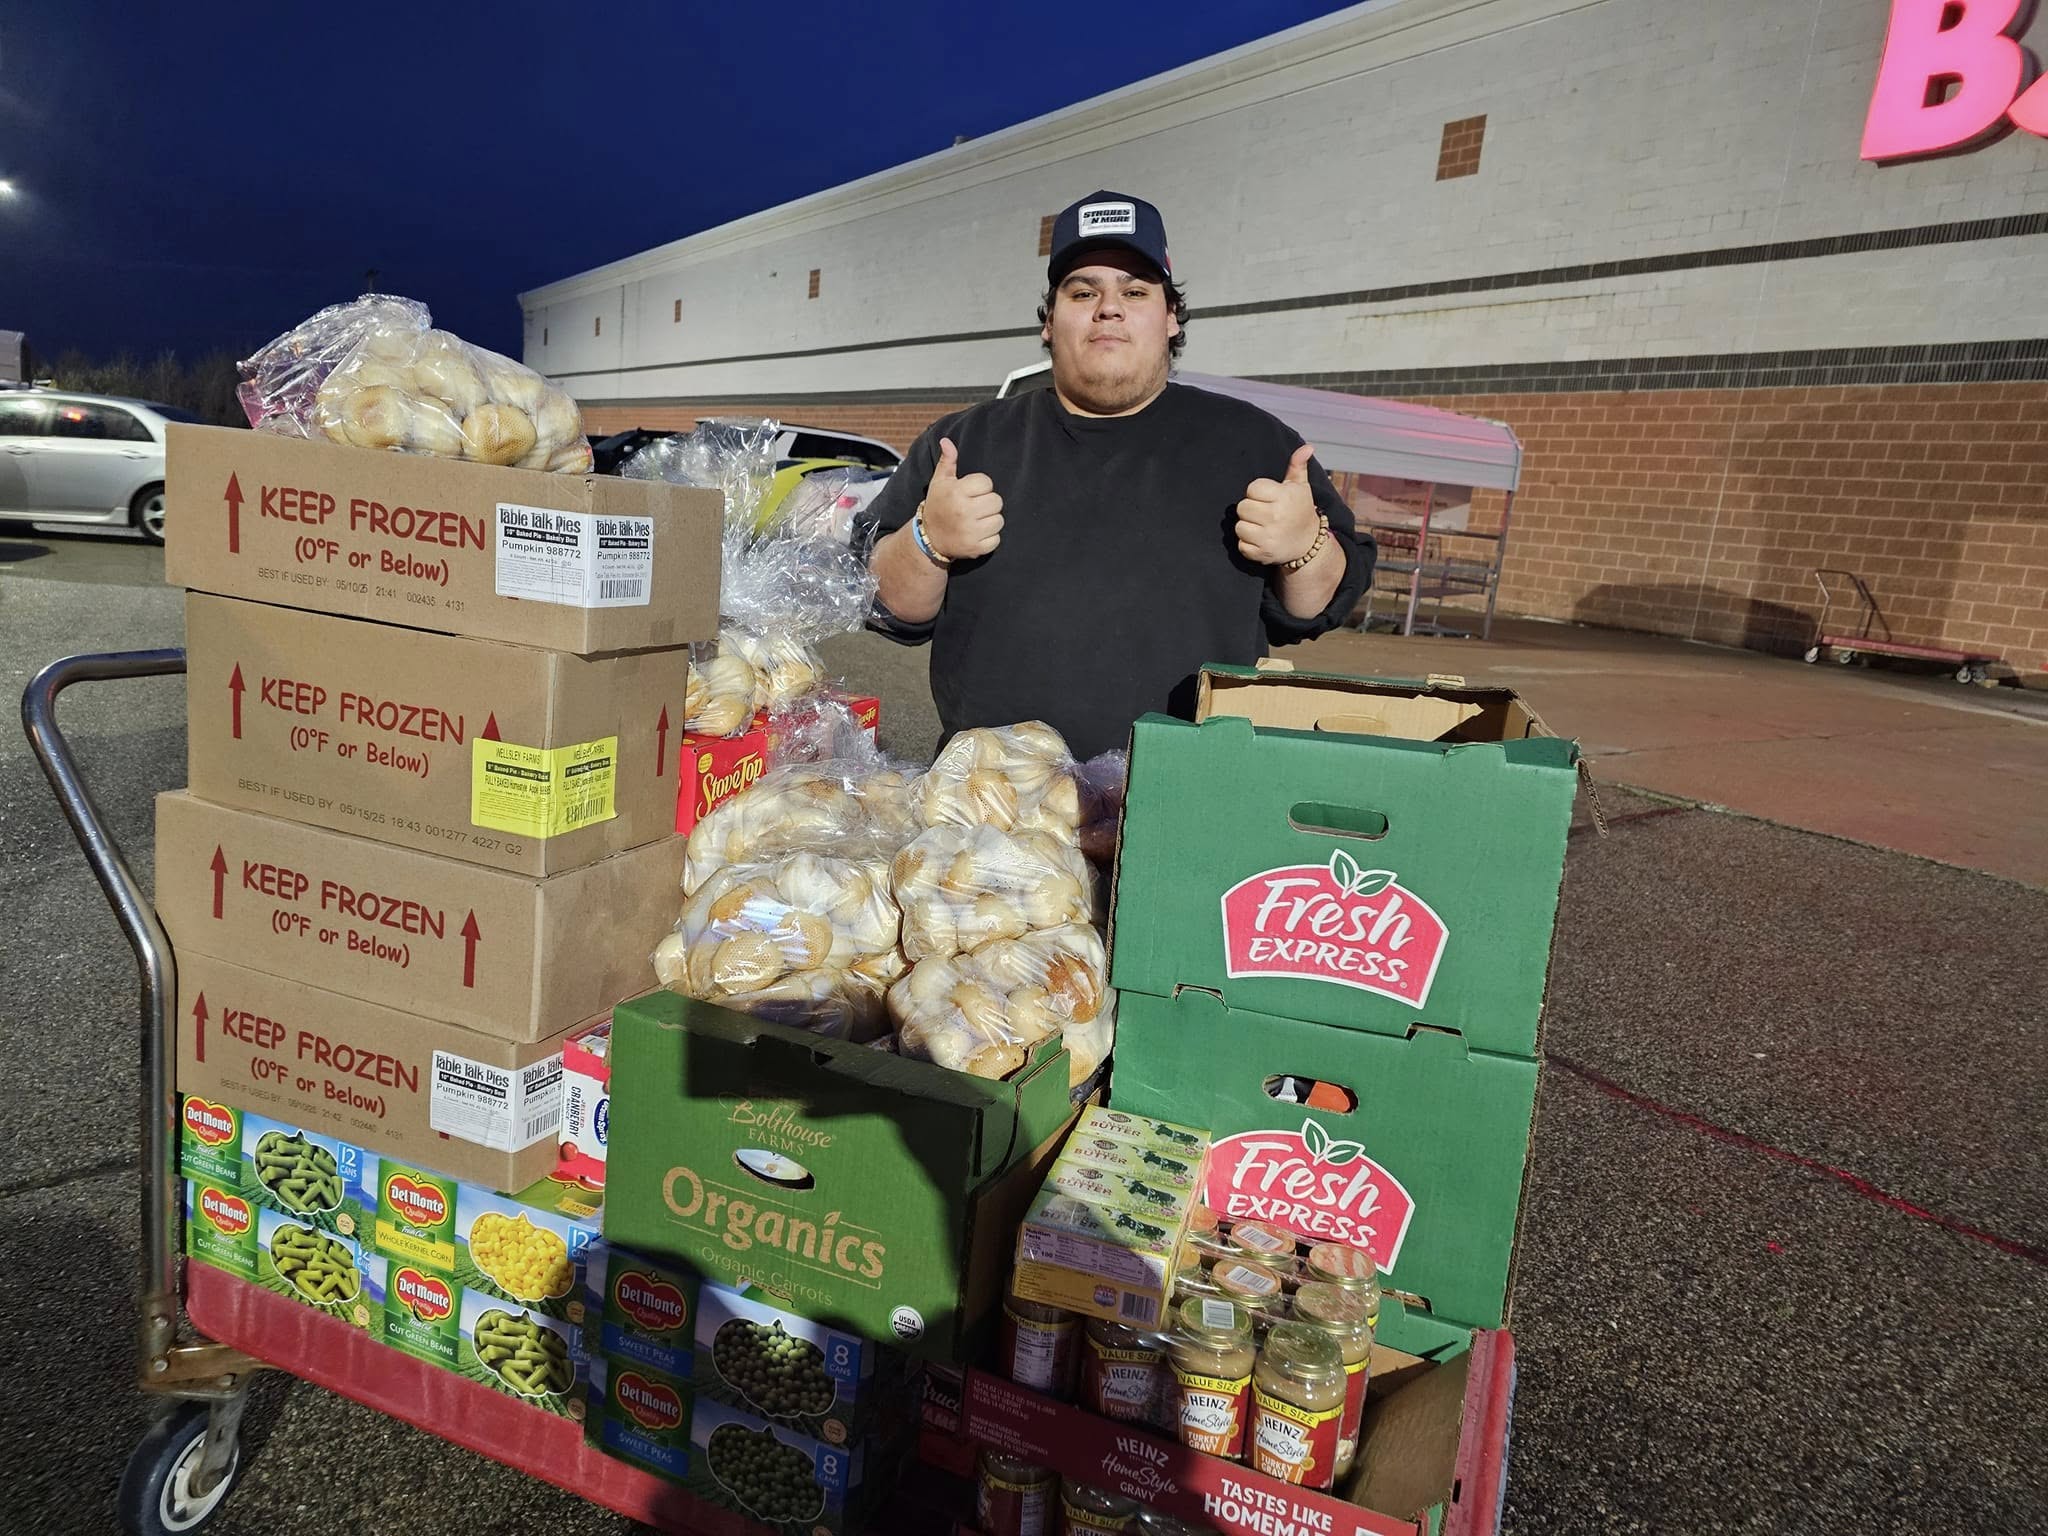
left=394, top=1267, right=454, bottom=1322
left=183, top=1098, right=236, bottom=1147
left=384, top=1173, right=448, bottom=1229
left=199, top=1186, right=253, bottom=1237
left=615, top=1270, right=688, bottom=1334
left=1204, top=1118, right=1415, bottom=1273
left=616, top=1369, right=685, bottom=1431
left=1221, top=849, right=1446, bottom=1007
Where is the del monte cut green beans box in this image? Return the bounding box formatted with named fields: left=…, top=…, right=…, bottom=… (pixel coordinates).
left=252, top=1203, right=375, bottom=1332
left=458, top=1289, right=583, bottom=1420
left=178, top=1096, right=375, bottom=1241
left=587, top=1242, right=914, bottom=1443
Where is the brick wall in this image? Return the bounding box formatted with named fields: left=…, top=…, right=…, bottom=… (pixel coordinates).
left=586, top=383, right=2048, bottom=679
left=1414, top=381, right=2048, bottom=676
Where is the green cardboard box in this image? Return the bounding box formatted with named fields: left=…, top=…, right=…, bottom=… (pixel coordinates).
left=1111, top=669, right=1580, bottom=1058
left=602, top=990, right=1080, bottom=1365
left=1109, top=988, right=1533, bottom=1358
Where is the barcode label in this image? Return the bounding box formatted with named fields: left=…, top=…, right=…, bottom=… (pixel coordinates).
left=1119, top=1292, right=1158, bottom=1324
left=430, top=1049, right=565, bottom=1151
left=495, top=506, right=653, bottom=609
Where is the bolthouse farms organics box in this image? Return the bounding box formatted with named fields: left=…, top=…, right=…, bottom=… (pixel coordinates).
left=602, top=991, right=1080, bottom=1365
left=164, top=424, right=724, bottom=654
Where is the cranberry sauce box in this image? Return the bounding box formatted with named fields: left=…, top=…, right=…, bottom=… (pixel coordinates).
left=155, top=793, right=681, bottom=1042
left=164, top=423, right=723, bottom=654
left=558, top=1021, right=612, bottom=1187
left=182, top=593, right=691, bottom=877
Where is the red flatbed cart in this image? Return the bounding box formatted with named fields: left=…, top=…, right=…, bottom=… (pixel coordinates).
left=25, top=649, right=1517, bottom=1536
left=1804, top=568, right=1998, bottom=684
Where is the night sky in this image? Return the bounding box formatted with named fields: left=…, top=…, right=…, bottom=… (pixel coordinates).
left=0, top=1, right=1360, bottom=366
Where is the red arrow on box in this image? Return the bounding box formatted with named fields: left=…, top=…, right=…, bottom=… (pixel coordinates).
left=223, top=473, right=244, bottom=554
left=481, top=713, right=500, bottom=741
left=461, top=911, right=481, bottom=990
left=656, top=705, right=669, bottom=778
left=191, top=992, right=209, bottom=1064
left=209, top=846, right=227, bottom=919
left=228, top=664, right=245, bottom=740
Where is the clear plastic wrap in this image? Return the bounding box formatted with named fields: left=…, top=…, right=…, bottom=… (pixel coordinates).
left=914, top=722, right=1087, bottom=842
left=1074, top=749, right=1129, bottom=866
left=1061, top=991, right=1117, bottom=1087
left=237, top=294, right=591, bottom=472
left=621, top=419, right=779, bottom=532
left=889, top=824, right=1097, bottom=962
left=718, top=969, right=891, bottom=1043
left=778, top=466, right=887, bottom=546
left=888, top=923, right=1110, bottom=1083
left=654, top=851, right=907, bottom=1003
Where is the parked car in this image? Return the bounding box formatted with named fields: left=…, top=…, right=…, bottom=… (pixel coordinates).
left=0, top=390, right=204, bottom=543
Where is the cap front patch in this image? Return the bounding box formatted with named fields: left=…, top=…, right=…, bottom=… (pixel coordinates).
left=1078, top=201, right=1138, bottom=235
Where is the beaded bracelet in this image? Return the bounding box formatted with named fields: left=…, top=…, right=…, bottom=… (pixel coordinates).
left=1282, top=514, right=1331, bottom=573
left=910, top=502, right=951, bottom=568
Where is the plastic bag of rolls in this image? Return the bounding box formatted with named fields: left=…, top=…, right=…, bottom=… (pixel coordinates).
left=238, top=295, right=591, bottom=472
left=888, top=922, right=1113, bottom=1085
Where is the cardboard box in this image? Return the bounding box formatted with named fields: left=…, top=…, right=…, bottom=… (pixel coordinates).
left=178, top=1096, right=376, bottom=1241
left=1110, top=989, right=1535, bottom=1357
left=182, top=1180, right=376, bottom=1333
left=587, top=1242, right=913, bottom=1443
left=453, top=1174, right=604, bottom=1320
left=454, top=1288, right=585, bottom=1418
left=558, top=1022, right=611, bottom=1187
left=585, top=1357, right=892, bottom=1536
left=174, top=951, right=577, bottom=1192
left=183, top=593, right=691, bottom=877
left=156, top=793, right=682, bottom=1040
left=673, top=695, right=881, bottom=836
left=961, top=1335, right=1503, bottom=1536
left=602, top=990, right=1080, bottom=1365
left=165, top=424, right=723, bottom=654
left=1112, top=668, right=1580, bottom=1058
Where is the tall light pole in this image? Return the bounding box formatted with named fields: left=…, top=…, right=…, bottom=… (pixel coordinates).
left=0, top=180, right=17, bottom=199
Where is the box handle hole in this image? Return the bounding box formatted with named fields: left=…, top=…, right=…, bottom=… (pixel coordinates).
left=1261, top=1075, right=1358, bottom=1114
left=732, top=1148, right=816, bottom=1192
left=1289, top=802, right=1389, bottom=841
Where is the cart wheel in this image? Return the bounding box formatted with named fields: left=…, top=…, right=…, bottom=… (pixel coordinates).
left=1956, top=665, right=1975, bottom=684
left=116, top=1401, right=243, bottom=1535
left=1834, top=649, right=1857, bottom=665
left=1802, top=646, right=1821, bottom=664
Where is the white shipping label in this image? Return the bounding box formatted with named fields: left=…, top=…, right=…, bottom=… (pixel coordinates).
left=495, top=504, right=653, bottom=609
left=430, top=1050, right=565, bottom=1151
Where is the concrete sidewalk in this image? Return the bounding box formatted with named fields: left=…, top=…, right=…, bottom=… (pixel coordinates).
left=1296, top=618, right=2048, bottom=888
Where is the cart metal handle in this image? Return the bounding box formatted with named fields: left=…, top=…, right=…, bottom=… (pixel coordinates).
left=18, top=650, right=248, bottom=1391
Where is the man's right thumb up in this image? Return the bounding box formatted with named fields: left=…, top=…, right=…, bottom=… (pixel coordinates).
left=933, top=437, right=959, bottom=481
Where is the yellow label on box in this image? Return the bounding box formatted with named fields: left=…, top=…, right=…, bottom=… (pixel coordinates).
left=471, top=737, right=618, bottom=838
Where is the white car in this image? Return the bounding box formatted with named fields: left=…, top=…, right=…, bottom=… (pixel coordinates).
left=0, top=389, right=202, bottom=543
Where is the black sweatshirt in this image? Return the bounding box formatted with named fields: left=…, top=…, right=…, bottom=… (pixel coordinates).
left=854, top=383, right=1375, bottom=760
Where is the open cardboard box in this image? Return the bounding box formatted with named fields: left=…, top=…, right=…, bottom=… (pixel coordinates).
left=961, top=1324, right=1514, bottom=1536
left=1113, top=666, right=1580, bottom=1060
left=600, top=991, right=1082, bottom=1366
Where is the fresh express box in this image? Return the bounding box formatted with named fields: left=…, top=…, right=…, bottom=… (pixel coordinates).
left=1109, top=667, right=1572, bottom=1357
left=1112, top=666, right=1580, bottom=1059
left=585, top=1358, right=895, bottom=1536
left=674, top=694, right=881, bottom=836
left=174, top=952, right=578, bottom=1191
left=164, top=423, right=722, bottom=654
left=183, top=593, right=691, bottom=877
left=587, top=1242, right=914, bottom=1443
left=155, top=793, right=681, bottom=1041
left=602, top=990, right=1079, bottom=1365
left=183, top=1180, right=377, bottom=1334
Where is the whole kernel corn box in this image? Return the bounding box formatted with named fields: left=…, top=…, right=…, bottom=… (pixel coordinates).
left=454, top=1175, right=602, bottom=1318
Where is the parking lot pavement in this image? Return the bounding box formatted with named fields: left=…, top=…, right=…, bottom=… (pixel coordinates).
left=6, top=532, right=2044, bottom=1535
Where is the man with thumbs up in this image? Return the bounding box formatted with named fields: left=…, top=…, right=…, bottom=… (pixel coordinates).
left=857, top=190, right=1373, bottom=759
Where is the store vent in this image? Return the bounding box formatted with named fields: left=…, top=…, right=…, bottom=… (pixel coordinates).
left=808, top=269, right=821, bottom=299
left=1038, top=214, right=1055, bottom=258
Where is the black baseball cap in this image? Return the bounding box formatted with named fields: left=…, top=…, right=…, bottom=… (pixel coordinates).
left=1046, top=191, right=1173, bottom=285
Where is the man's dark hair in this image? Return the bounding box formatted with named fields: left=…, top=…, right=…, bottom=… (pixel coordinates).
left=1038, top=275, right=1190, bottom=361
